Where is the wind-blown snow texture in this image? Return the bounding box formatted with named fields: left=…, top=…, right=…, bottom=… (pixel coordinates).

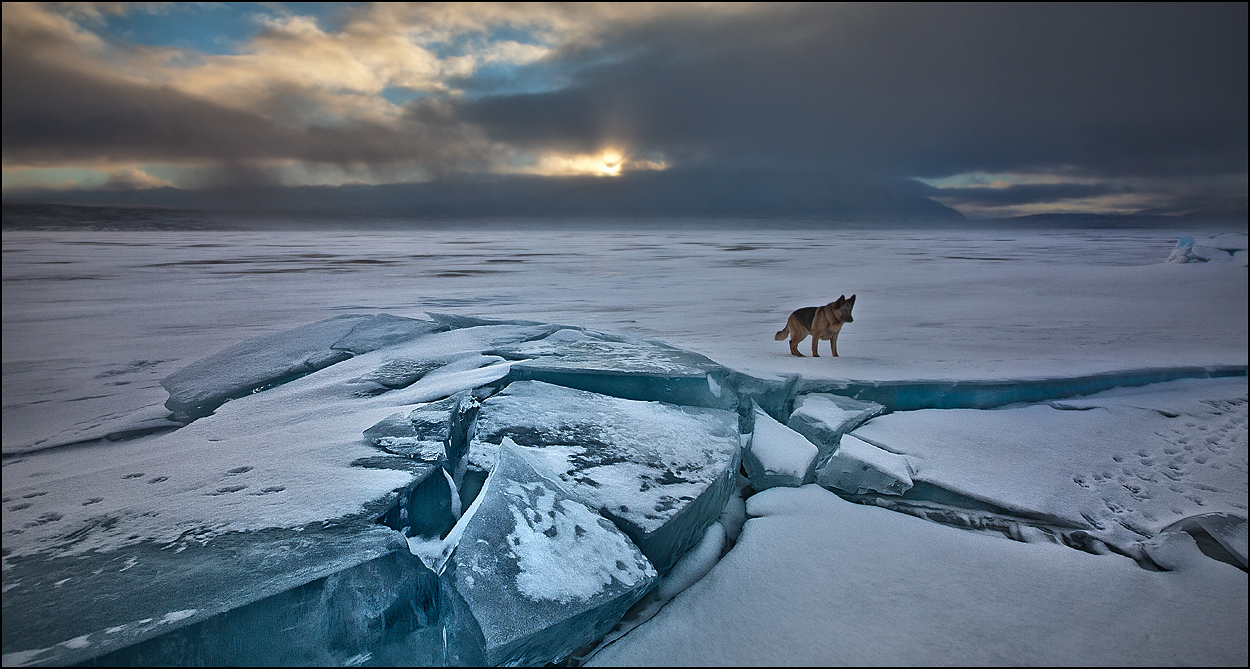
left=3, top=220, right=1247, bottom=667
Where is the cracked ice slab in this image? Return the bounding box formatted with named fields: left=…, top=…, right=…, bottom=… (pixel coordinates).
left=745, top=401, right=817, bottom=490
left=442, top=443, right=657, bottom=667
left=497, top=327, right=738, bottom=410
left=816, top=433, right=914, bottom=496
left=161, top=314, right=444, bottom=419
left=468, top=380, right=741, bottom=572
left=786, top=393, right=884, bottom=468
left=3, top=319, right=554, bottom=666
left=848, top=376, right=1249, bottom=557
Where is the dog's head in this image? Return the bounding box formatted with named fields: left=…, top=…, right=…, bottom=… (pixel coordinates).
left=831, top=294, right=855, bottom=323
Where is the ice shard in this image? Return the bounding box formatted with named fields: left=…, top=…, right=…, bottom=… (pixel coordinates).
left=467, top=380, right=741, bottom=572
left=441, top=443, right=658, bottom=666
left=786, top=393, right=885, bottom=468
left=816, top=433, right=914, bottom=496
left=162, top=314, right=443, bottom=419
left=744, top=401, right=817, bottom=490
left=496, top=328, right=738, bottom=410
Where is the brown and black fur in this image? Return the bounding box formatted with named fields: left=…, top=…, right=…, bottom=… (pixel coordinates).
left=774, top=295, right=856, bottom=357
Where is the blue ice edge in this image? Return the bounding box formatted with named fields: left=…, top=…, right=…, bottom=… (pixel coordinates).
left=798, top=365, right=1247, bottom=413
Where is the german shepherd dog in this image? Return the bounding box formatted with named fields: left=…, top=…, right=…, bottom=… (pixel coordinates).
left=775, top=295, right=856, bottom=357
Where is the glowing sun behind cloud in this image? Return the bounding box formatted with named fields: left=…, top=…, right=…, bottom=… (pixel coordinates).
left=513, top=148, right=667, bottom=177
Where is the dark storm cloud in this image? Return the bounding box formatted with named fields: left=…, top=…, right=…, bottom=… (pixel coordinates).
left=463, top=3, right=1248, bottom=180
left=1, top=49, right=487, bottom=175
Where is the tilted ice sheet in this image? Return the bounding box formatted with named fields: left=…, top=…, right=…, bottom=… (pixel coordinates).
left=786, top=393, right=884, bottom=467
left=588, top=484, right=1247, bottom=667
left=443, top=443, right=657, bottom=666
left=817, top=433, right=914, bottom=496
left=161, top=314, right=443, bottom=418
left=363, top=391, right=480, bottom=465
left=849, top=377, right=1249, bottom=553
left=744, top=401, right=817, bottom=489
left=467, top=380, right=741, bottom=571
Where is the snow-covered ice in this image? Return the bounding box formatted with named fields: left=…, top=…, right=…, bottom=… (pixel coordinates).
left=3, top=219, right=1247, bottom=666
left=441, top=443, right=657, bottom=666
left=849, top=376, right=1248, bottom=560
left=1, top=316, right=562, bottom=665
left=743, top=401, right=818, bottom=489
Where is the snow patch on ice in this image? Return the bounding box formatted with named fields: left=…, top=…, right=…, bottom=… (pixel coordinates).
left=505, top=477, right=652, bottom=604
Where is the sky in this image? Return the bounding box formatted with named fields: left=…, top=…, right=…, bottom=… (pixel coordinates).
left=1, top=2, right=1246, bottom=219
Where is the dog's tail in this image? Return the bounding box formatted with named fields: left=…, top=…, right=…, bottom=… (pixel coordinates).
left=774, top=326, right=789, bottom=340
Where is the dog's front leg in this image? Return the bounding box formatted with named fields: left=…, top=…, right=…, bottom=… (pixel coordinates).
left=811, top=335, right=820, bottom=357
left=830, top=331, right=839, bottom=357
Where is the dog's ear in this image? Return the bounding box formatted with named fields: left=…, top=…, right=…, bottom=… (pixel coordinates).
left=834, top=296, right=845, bottom=306
left=849, top=294, right=856, bottom=304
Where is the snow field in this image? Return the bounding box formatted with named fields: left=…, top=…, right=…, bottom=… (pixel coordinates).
left=3, top=221, right=1246, bottom=666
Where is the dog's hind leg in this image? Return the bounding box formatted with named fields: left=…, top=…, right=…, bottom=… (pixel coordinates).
left=789, top=331, right=806, bottom=356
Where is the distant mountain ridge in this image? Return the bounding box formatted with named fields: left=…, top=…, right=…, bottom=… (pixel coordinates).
left=2, top=167, right=964, bottom=221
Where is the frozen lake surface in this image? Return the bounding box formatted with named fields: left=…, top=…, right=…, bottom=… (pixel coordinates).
left=2, top=217, right=1246, bottom=665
